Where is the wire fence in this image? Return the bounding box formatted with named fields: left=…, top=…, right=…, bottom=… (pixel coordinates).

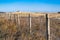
left=0, top=13, right=60, bottom=40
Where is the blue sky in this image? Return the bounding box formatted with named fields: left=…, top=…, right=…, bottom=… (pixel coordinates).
left=0, top=0, right=60, bottom=12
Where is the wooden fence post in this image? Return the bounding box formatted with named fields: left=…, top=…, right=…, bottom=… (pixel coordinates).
left=46, top=14, right=50, bottom=40
left=29, top=14, right=31, bottom=34
left=46, top=14, right=48, bottom=40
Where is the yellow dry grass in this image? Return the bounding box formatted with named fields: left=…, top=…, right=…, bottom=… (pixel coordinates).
left=7, top=12, right=46, bottom=17
left=48, top=13, right=60, bottom=18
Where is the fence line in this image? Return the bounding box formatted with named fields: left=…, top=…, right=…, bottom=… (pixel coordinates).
left=0, top=13, right=50, bottom=40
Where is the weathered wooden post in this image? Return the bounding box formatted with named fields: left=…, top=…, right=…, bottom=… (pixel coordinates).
left=29, top=13, right=31, bottom=34
left=46, top=14, right=48, bottom=40
left=48, top=14, right=50, bottom=40
left=46, top=14, right=50, bottom=40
